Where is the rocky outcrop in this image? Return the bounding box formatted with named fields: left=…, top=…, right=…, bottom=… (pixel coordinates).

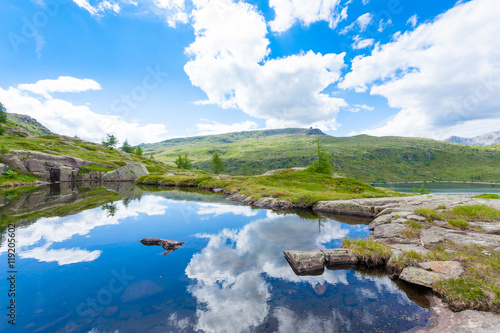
left=399, top=267, right=449, bottom=288
left=399, top=262, right=464, bottom=288
left=0, top=163, right=8, bottom=174
left=420, top=226, right=500, bottom=248
left=313, top=194, right=500, bottom=217
left=284, top=250, right=325, bottom=274
left=418, top=261, right=464, bottom=277
left=103, top=162, right=149, bottom=181
left=0, top=149, right=149, bottom=183
left=284, top=249, right=358, bottom=274
left=414, top=297, right=500, bottom=333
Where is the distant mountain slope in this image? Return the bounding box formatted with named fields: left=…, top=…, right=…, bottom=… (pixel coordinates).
left=6, top=113, right=54, bottom=136
left=142, top=129, right=500, bottom=183
left=444, top=131, right=500, bottom=146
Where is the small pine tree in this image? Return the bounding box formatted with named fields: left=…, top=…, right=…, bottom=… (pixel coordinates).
left=121, top=139, right=133, bottom=153
left=211, top=152, right=225, bottom=174
left=0, top=102, right=7, bottom=123
left=102, top=134, right=119, bottom=149
left=135, top=146, right=143, bottom=156
left=149, top=153, right=154, bottom=160
left=174, top=154, right=192, bottom=169
left=307, top=138, right=333, bottom=174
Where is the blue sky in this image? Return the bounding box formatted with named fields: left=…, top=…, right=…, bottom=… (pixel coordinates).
left=1, top=0, right=499, bottom=144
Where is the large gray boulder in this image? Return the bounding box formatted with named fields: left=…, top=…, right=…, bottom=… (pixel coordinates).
left=313, top=200, right=376, bottom=217
left=322, top=249, right=358, bottom=266
left=103, top=162, right=149, bottom=181
left=284, top=250, right=325, bottom=274
left=418, top=261, right=463, bottom=278
left=399, top=267, right=447, bottom=287
left=0, top=163, right=9, bottom=174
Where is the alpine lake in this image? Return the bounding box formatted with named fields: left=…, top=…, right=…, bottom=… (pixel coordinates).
left=0, top=182, right=440, bottom=333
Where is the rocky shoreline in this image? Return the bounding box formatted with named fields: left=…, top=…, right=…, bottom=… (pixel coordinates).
left=280, top=194, right=500, bottom=331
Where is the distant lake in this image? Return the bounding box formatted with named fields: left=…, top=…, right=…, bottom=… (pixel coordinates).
left=372, top=182, right=500, bottom=194
left=0, top=185, right=431, bottom=332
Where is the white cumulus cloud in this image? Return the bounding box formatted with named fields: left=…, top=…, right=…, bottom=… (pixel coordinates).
left=73, top=0, right=121, bottom=16
left=340, top=0, right=500, bottom=139
left=269, top=0, right=348, bottom=33
left=196, top=120, right=259, bottom=135
left=18, top=76, right=102, bottom=99
left=341, top=12, right=373, bottom=34
left=0, top=77, right=169, bottom=145
left=352, top=36, right=374, bottom=49
left=185, top=0, right=347, bottom=131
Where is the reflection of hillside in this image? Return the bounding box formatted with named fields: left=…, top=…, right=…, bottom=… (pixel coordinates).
left=138, top=186, right=372, bottom=224
left=0, top=182, right=145, bottom=234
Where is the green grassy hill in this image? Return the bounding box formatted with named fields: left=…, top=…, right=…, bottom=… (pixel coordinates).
left=0, top=115, right=170, bottom=186
left=5, top=113, right=54, bottom=136
left=141, top=129, right=500, bottom=183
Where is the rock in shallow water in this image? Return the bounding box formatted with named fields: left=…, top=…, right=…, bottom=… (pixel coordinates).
left=322, top=249, right=358, bottom=265
left=283, top=250, right=325, bottom=274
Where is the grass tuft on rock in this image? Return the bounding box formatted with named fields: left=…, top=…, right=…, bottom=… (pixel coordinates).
left=414, top=205, right=500, bottom=222
left=447, top=218, right=470, bottom=230
left=341, top=238, right=392, bottom=266
left=401, top=220, right=424, bottom=238
left=427, top=243, right=500, bottom=312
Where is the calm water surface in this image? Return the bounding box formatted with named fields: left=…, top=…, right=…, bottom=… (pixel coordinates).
left=373, top=182, right=500, bottom=194
left=0, top=185, right=431, bottom=332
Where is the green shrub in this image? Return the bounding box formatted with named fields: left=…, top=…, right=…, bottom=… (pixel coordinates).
left=2, top=170, right=18, bottom=179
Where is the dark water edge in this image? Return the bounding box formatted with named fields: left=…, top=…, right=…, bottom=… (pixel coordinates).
left=0, top=184, right=433, bottom=332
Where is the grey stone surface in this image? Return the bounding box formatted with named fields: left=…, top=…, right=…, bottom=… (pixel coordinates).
left=388, top=243, right=430, bottom=255
left=399, top=267, right=447, bottom=287
left=313, top=200, right=377, bottom=217
left=322, top=249, right=358, bottom=265
left=283, top=250, right=325, bottom=274
left=0, top=163, right=8, bottom=173
left=421, top=226, right=500, bottom=248
left=407, top=214, right=427, bottom=222
left=419, top=261, right=464, bottom=278
left=414, top=297, right=500, bottom=333
left=468, top=222, right=500, bottom=234
left=313, top=194, right=500, bottom=217
left=373, top=222, right=407, bottom=238
left=103, top=162, right=149, bottom=181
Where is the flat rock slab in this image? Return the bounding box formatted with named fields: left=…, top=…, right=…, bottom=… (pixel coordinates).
left=313, top=200, right=376, bottom=217
left=314, top=195, right=500, bottom=218
left=399, top=267, right=447, bottom=288
left=284, top=250, right=325, bottom=274
left=322, top=249, right=358, bottom=265
left=468, top=222, right=500, bottom=234
left=414, top=297, right=500, bottom=333
left=419, top=261, right=463, bottom=278
left=421, top=226, right=500, bottom=248
left=388, top=243, right=430, bottom=255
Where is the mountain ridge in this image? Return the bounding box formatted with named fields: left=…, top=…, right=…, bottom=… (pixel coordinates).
left=141, top=128, right=500, bottom=183
left=444, top=131, right=500, bottom=146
